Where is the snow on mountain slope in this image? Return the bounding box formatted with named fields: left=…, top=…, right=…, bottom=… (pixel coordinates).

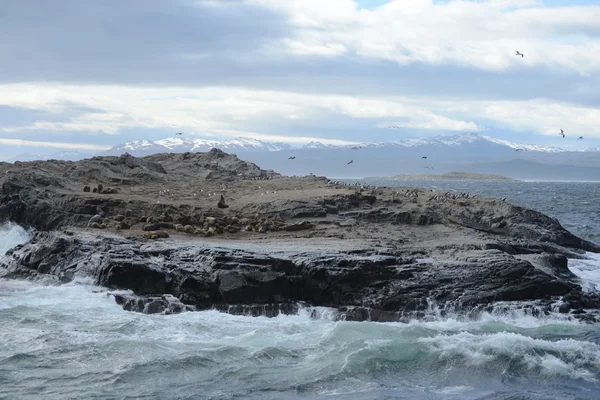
left=102, top=136, right=292, bottom=156
left=103, top=132, right=573, bottom=159
left=156, top=137, right=291, bottom=152
left=483, top=136, right=566, bottom=153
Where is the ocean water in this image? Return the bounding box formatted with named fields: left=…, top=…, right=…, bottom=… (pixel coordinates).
left=1, top=182, right=600, bottom=399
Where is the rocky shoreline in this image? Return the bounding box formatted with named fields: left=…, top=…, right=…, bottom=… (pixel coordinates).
left=1, top=150, right=599, bottom=322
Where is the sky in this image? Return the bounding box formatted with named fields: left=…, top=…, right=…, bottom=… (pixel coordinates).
left=0, top=0, right=599, bottom=159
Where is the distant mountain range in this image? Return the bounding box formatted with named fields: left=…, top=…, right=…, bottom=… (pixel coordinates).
left=101, top=133, right=568, bottom=156
left=102, top=137, right=293, bottom=157
left=7, top=133, right=600, bottom=180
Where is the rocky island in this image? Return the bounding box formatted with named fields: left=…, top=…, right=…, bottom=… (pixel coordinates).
left=1, top=149, right=599, bottom=321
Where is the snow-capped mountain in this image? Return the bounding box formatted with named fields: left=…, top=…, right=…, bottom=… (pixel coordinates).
left=102, top=136, right=292, bottom=156
left=104, top=132, right=573, bottom=158
left=482, top=136, right=566, bottom=153
left=301, top=132, right=567, bottom=153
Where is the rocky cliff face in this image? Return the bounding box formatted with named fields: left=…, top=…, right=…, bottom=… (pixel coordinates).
left=2, top=231, right=598, bottom=321
left=1, top=150, right=599, bottom=321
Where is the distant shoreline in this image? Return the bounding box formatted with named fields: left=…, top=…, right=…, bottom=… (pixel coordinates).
left=365, top=171, right=518, bottom=181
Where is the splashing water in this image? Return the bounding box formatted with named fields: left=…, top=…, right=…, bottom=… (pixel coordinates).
left=2, top=179, right=600, bottom=399
left=0, top=222, right=31, bottom=255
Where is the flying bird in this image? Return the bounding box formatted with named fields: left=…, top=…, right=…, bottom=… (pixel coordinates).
left=175, top=132, right=183, bottom=136
left=578, top=136, right=584, bottom=139
left=515, top=51, right=524, bottom=58
left=515, top=148, right=524, bottom=152
left=347, top=160, right=354, bottom=165
left=288, top=156, right=296, bottom=160
left=421, top=156, right=427, bottom=159
left=351, top=146, right=362, bottom=150
left=388, top=126, right=400, bottom=129
left=560, top=129, right=565, bottom=138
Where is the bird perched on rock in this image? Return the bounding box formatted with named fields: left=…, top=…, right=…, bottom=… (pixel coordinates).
left=347, top=160, right=354, bottom=165
left=217, top=195, right=229, bottom=209
left=560, top=129, right=565, bottom=138
left=516, top=51, right=524, bottom=57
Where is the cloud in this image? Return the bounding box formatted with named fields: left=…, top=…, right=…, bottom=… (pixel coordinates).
left=255, top=0, right=600, bottom=75
left=0, top=138, right=109, bottom=150
left=0, top=0, right=288, bottom=83
left=0, top=0, right=598, bottom=150
left=1, top=83, right=599, bottom=145
left=0, top=83, right=482, bottom=141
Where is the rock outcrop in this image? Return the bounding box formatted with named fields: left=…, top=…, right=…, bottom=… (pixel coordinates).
left=1, top=231, right=598, bottom=321
left=1, top=150, right=599, bottom=321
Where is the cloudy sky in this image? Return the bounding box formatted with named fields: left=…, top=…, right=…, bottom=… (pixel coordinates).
left=0, top=0, right=599, bottom=159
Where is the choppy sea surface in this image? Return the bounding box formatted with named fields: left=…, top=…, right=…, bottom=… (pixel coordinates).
left=1, top=181, right=600, bottom=399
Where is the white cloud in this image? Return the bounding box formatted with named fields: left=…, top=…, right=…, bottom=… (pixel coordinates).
left=252, top=0, right=600, bottom=75
left=476, top=98, right=600, bottom=137
left=1, top=83, right=599, bottom=143
left=0, top=83, right=481, bottom=141
left=0, top=138, right=109, bottom=150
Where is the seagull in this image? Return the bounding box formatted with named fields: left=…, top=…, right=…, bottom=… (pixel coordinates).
left=175, top=132, right=183, bottom=136
left=578, top=136, right=584, bottom=140
left=347, top=160, right=354, bottom=165
left=288, top=156, right=296, bottom=160
left=515, top=51, right=524, bottom=58
left=515, top=148, right=524, bottom=152
left=421, top=156, right=427, bottom=159
left=560, top=129, right=565, bottom=138
left=351, top=146, right=362, bottom=150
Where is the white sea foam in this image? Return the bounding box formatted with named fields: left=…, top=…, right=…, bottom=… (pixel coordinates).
left=569, top=252, right=600, bottom=292
left=1, top=280, right=599, bottom=399
left=0, top=222, right=31, bottom=255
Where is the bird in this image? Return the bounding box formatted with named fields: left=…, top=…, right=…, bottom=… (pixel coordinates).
left=578, top=136, right=584, bottom=140
left=515, top=148, right=524, bottom=152
left=288, top=156, right=296, bottom=160
left=421, top=156, right=427, bottom=159
left=347, top=160, right=354, bottom=165
left=175, top=132, right=183, bottom=136
left=388, top=126, right=400, bottom=129
left=351, top=146, right=362, bottom=150
left=560, top=129, right=565, bottom=138
left=515, top=51, right=524, bottom=58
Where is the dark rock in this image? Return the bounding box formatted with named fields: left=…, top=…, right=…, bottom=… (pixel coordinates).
left=83, top=186, right=90, bottom=192
left=143, top=223, right=162, bottom=231
left=1, top=232, right=592, bottom=322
